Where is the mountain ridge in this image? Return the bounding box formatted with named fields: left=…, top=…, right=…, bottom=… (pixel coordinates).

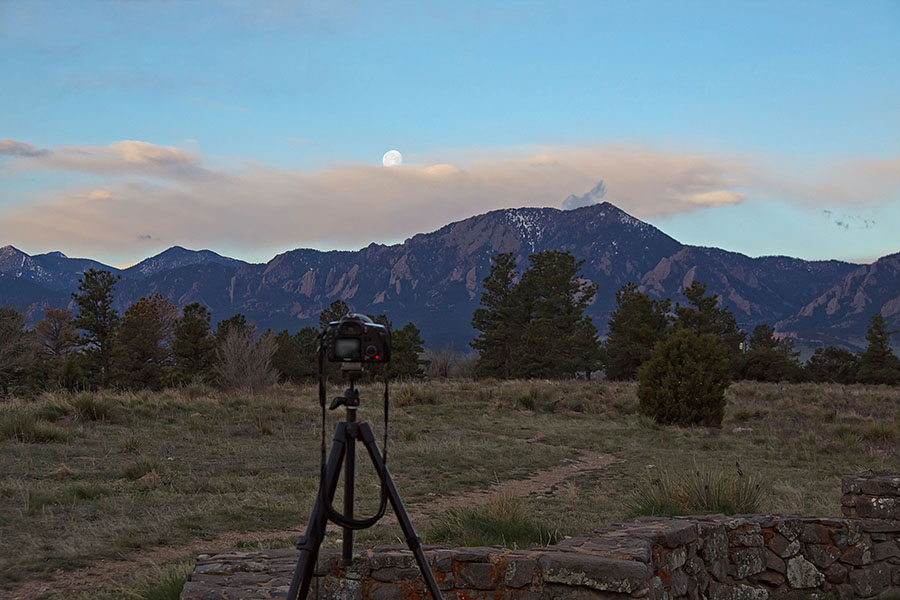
left=1, top=202, right=896, bottom=350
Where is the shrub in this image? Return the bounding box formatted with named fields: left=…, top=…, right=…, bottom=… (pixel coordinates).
left=637, top=329, right=730, bottom=427
left=216, top=327, right=278, bottom=391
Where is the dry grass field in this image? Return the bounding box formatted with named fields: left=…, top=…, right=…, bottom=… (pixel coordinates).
left=2, top=380, right=899, bottom=599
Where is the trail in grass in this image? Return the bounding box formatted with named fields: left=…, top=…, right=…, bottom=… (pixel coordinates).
left=8, top=446, right=616, bottom=599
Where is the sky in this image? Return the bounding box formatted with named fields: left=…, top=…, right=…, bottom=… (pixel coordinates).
left=1, top=0, right=898, bottom=267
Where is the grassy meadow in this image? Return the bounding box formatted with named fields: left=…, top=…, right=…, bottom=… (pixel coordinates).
left=1, top=379, right=899, bottom=598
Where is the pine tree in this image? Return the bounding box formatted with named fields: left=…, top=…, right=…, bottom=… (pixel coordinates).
left=601, top=283, right=671, bottom=380
left=0, top=306, right=34, bottom=397
left=741, top=324, right=802, bottom=382
left=172, top=302, right=216, bottom=383
left=471, top=253, right=522, bottom=378
left=319, top=300, right=351, bottom=329
left=72, top=269, right=120, bottom=385
left=111, top=294, right=177, bottom=390
left=271, top=328, right=319, bottom=382
left=389, top=322, right=429, bottom=379
left=805, top=346, right=859, bottom=384
left=674, top=280, right=745, bottom=376
left=856, top=314, right=900, bottom=385
left=509, top=251, right=599, bottom=379
left=215, top=314, right=248, bottom=345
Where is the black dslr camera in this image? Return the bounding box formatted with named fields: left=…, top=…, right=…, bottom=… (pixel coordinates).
left=326, top=314, right=391, bottom=363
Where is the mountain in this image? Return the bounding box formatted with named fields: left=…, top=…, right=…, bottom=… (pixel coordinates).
left=123, top=246, right=249, bottom=279
left=0, top=203, right=891, bottom=351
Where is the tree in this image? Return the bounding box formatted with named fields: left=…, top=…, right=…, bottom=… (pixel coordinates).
left=509, top=250, right=600, bottom=379
left=389, top=322, right=429, bottom=379
left=674, top=281, right=745, bottom=376
left=0, top=306, right=34, bottom=397
left=856, top=314, right=900, bottom=385
left=34, top=308, right=78, bottom=357
left=72, top=269, right=120, bottom=385
left=172, top=302, right=216, bottom=383
left=319, top=300, right=351, bottom=329
left=215, top=313, right=248, bottom=345
left=637, top=328, right=731, bottom=427
left=741, top=324, right=802, bottom=382
left=111, top=294, right=177, bottom=390
left=471, top=253, right=522, bottom=378
left=804, top=346, right=859, bottom=384
left=270, top=328, right=319, bottom=382
left=601, top=283, right=671, bottom=380
left=216, top=326, right=278, bottom=391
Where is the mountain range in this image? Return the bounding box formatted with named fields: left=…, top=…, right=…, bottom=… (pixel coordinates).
left=2, top=202, right=898, bottom=351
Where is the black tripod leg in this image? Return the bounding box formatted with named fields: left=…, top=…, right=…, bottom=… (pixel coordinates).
left=358, top=422, right=444, bottom=600
left=287, top=423, right=348, bottom=600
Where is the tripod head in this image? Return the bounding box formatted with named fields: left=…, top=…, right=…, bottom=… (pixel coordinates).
left=328, top=363, right=363, bottom=413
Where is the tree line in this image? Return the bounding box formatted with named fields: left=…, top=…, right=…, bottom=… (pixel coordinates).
left=470, top=251, right=900, bottom=386
left=0, top=269, right=428, bottom=398
left=2, top=254, right=899, bottom=398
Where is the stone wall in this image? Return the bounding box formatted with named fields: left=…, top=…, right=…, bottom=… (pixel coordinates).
left=181, top=474, right=900, bottom=600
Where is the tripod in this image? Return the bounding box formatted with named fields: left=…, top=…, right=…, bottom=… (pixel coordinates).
left=286, top=372, right=444, bottom=600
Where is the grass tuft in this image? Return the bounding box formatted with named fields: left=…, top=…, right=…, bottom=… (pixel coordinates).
left=0, top=408, right=71, bottom=443
left=625, top=464, right=764, bottom=517
left=72, top=392, right=116, bottom=422
left=426, top=490, right=563, bottom=548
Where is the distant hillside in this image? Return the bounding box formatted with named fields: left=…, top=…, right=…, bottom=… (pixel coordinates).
left=2, top=202, right=896, bottom=350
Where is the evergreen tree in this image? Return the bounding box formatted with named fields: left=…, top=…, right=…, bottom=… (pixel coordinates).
left=72, top=269, right=120, bottom=385
left=674, top=280, right=745, bottom=376
left=509, top=250, right=599, bottom=379
left=389, top=322, right=429, bottom=379
left=471, top=253, right=522, bottom=378
left=0, top=306, right=34, bottom=397
left=172, top=302, right=216, bottom=383
left=215, top=314, right=248, bottom=345
left=111, top=294, right=177, bottom=390
left=601, top=283, right=671, bottom=380
left=271, top=329, right=318, bottom=382
left=741, top=324, right=802, bottom=382
left=637, top=328, right=731, bottom=427
left=319, top=300, right=351, bottom=329
left=804, top=346, right=859, bottom=384
left=856, top=314, right=900, bottom=385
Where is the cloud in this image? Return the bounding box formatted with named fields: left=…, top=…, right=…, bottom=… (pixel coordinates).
left=562, top=180, right=607, bottom=210
left=1, top=138, right=202, bottom=178
left=0, top=138, right=894, bottom=262
left=0, top=139, right=48, bottom=158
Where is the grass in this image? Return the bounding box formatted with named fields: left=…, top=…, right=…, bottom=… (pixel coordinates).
left=625, top=464, right=764, bottom=517
left=1, top=380, right=899, bottom=598
left=427, top=490, right=563, bottom=548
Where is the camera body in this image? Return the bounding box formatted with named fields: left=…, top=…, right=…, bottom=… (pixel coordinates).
left=326, top=313, right=391, bottom=364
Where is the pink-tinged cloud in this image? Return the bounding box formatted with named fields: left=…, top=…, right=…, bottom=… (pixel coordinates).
left=0, top=138, right=895, bottom=262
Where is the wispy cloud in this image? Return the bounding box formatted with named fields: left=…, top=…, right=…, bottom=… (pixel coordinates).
left=0, top=138, right=49, bottom=158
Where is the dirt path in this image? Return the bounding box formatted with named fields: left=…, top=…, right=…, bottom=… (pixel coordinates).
left=9, top=447, right=616, bottom=599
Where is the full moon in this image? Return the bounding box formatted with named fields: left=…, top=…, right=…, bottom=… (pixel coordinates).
left=382, top=149, right=402, bottom=167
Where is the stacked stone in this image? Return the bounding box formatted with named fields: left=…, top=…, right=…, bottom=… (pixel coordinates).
left=180, top=474, right=900, bottom=600
left=842, top=474, right=900, bottom=520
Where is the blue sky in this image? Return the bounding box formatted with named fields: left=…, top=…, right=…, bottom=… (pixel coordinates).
left=1, top=0, right=898, bottom=266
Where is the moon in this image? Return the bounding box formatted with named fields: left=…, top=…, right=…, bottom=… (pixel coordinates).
left=382, top=150, right=402, bottom=167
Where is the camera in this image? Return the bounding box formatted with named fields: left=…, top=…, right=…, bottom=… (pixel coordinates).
left=326, top=313, right=390, bottom=363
